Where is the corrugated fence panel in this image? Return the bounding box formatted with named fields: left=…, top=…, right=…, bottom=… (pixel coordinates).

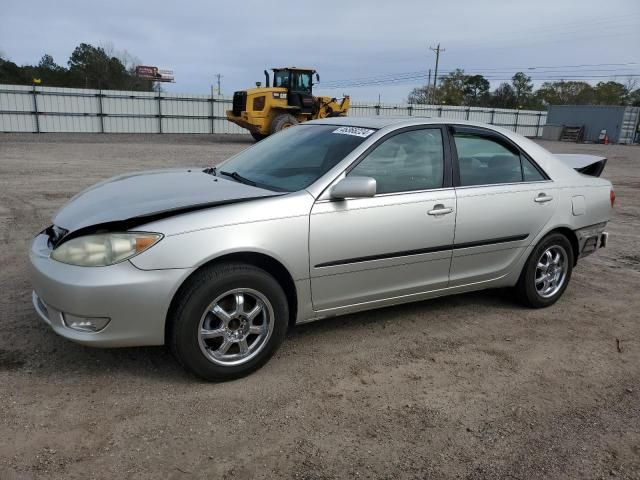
left=0, top=83, right=548, bottom=136
left=0, top=85, right=36, bottom=132
left=103, top=93, right=158, bottom=116
left=104, top=116, right=158, bottom=134
left=40, top=114, right=101, bottom=133
left=163, top=117, right=210, bottom=134
left=0, top=113, right=35, bottom=132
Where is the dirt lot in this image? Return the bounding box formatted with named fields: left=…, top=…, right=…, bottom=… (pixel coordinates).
left=0, top=133, right=638, bottom=479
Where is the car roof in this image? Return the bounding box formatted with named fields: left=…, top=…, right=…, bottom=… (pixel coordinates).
left=307, top=116, right=504, bottom=130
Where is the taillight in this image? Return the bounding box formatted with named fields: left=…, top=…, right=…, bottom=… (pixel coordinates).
left=610, top=189, right=616, bottom=208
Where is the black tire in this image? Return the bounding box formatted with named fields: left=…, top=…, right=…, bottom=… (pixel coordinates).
left=169, top=262, right=289, bottom=381
left=515, top=232, right=574, bottom=308
left=250, top=132, right=267, bottom=142
left=270, top=113, right=299, bottom=134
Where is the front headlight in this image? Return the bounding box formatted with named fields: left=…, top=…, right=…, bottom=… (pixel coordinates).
left=50, top=232, right=163, bottom=267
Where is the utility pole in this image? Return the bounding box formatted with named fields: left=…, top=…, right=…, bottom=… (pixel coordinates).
left=427, top=69, right=432, bottom=104
left=429, top=43, right=445, bottom=103
left=215, top=73, right=223, bottom=96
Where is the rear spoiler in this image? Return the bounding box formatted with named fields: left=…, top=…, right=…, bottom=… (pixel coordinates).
left=554, top=154, right=607, bottom=177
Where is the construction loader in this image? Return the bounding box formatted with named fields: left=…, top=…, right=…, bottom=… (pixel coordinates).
left=226, top=67, right=350, bottom=141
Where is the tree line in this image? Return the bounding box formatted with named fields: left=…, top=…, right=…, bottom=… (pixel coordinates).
left=408, top=69, right=640, bottom=109
left=0, top=43, right=154, bottom=91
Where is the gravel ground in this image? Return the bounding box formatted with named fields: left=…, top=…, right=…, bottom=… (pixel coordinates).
left=0, top=133, right=638, bottom=480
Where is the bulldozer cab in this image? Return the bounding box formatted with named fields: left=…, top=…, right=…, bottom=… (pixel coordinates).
left=272, top=68, right=317, bottom=114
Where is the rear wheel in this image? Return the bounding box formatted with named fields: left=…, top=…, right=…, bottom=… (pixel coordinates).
left=516, top=233, right=574, bottom=308
left=270, top=113, right=298, bottom=134
left=169, top=263, right=288, bottom=381
left=250, top=132, right=267, bottom=142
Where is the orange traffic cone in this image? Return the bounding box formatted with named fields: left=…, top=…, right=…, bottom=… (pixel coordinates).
left=604, top=134, right=609, bottom=145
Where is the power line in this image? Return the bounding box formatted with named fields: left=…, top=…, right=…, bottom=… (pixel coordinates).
left=320, top=62, right=638, bottom=85
left=318, top=73, right=640, bottom=90
left=319, top=63, right=640, bottom=88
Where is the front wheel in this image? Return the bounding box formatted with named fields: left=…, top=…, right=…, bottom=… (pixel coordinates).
left=270, top=113, right=299, bottom=134
left=515, top=233, right=574, bottom=308
left=169, top=263, right=289, bottom=381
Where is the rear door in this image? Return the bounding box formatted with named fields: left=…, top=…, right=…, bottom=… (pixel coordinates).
left=309, top=126, right=456, bottom=311
left=449, top=126, right=557, bottom=286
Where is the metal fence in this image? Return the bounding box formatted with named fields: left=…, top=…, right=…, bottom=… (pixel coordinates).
left=0, top=84, right=547, bottom=137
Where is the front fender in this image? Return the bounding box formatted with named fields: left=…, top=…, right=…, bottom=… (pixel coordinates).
left=129, top=215, right=310, bottom=282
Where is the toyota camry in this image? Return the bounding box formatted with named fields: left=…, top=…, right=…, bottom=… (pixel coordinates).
left=30, top=118, right=614, bottom=380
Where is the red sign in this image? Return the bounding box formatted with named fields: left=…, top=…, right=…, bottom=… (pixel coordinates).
left=135, top=66, right=174, bottom=82
left=135, top=65, right=157, bottom=79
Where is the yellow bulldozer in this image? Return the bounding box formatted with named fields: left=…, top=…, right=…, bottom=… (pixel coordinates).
left=226, top=67, right=350, bottom=141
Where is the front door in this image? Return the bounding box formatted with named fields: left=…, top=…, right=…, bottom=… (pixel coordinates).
left=309, top=127, right=456, bottom=311
left=449, top=127, right=558, bottom=286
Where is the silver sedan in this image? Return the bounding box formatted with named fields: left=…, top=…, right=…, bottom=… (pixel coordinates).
left=30, top=118, right=614, bottom=380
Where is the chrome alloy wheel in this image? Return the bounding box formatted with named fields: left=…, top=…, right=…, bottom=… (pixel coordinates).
left=534, top=245, right=568, bottom=299
left=198, top=288, right=274, bottom=366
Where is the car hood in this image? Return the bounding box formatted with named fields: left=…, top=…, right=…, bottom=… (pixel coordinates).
left=53, top=168, right=281, bottom=233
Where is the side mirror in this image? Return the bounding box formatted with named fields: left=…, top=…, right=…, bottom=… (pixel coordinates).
left=330, top=177, right=376, bottom=199
left=315, top=73, right=320, bottom=82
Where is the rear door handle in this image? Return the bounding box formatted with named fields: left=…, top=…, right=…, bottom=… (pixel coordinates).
left=428, top=204, right=454, bottom=216
left=534, top=193, right=553, bottom=203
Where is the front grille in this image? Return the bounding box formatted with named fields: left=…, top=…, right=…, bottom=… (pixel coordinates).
left=43, top=225, right=68, bottom=248
left=232, top=91, right=247, bottom=116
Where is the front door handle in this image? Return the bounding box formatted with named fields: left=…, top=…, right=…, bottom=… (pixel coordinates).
left=534, top=193, right=553, bottom=203
left=428, top=204, right=454, bottom=216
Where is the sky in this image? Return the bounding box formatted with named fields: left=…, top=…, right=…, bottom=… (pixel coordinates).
left=1, top=0, right=639, bottom=103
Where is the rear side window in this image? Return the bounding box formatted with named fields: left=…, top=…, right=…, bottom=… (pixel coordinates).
left=454, top=133, right=546, bottom=186
left=349, top=128, right=444, bottom=194
left=522, top=156, right=546, bottom=181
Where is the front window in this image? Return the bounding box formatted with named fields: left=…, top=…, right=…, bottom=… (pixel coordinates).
left=348, top=128, right=444, bottom=194
left=220, top=125, right=373, bottom=192
left=273, top=70, right=290, bottom=88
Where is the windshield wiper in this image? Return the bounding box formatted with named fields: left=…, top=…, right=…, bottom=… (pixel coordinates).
left=219, top=171, right=257, bottom=186
left=202, top=166, right=217, bottom=176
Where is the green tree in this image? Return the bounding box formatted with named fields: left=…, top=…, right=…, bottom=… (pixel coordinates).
left=407, top=84, right=436, bottom=104
left=535, top=81, right=594, bottom=105
left=0, top=56, right=30, bottom=84
left=490, top=83, right=517, bottom=108
left=511, top=72, right=534, bottom=108
left=67, top=43, right=128, bottom=89
left=592, top=81, right=628, bottom=105
left=464, top=74, right=490, bottom=106
left=438, top=69, right=468, bottom=105
left=0, top=43, right=152, bottom=90
left=35, top=54, right=69, bottom=86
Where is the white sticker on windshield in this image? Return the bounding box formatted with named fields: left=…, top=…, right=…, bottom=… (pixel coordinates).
left=332, top=126, right=375, bottom=138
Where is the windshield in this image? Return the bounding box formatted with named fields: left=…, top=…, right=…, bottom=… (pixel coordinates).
left=273, top=70, right=289, bottom=88
left=220, top=125, right=373, bottom=192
